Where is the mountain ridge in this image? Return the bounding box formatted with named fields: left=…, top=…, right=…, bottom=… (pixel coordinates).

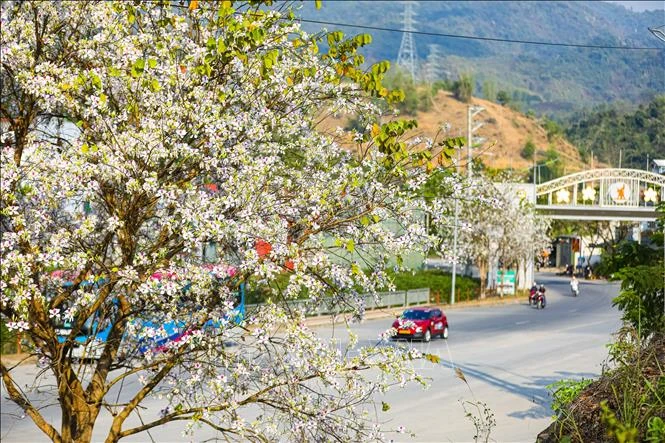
left=299, top=1, right=665, bottom=116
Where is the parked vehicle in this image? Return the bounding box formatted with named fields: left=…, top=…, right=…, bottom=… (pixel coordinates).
left=391, top=307, right=448, bottom=342
left=54, top=274, right=245, bottom=359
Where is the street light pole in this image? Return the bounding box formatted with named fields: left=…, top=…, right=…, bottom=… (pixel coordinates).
left=450, top=148, right=461, bottom=305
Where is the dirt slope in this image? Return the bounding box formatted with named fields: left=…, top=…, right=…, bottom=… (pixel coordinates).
left=321, top=91, right=588, bottom=173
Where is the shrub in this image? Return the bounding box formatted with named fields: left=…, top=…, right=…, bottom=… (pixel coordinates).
left=453, top=74, right=474, bottom=103
left=521, top=139, right=536, bottom=159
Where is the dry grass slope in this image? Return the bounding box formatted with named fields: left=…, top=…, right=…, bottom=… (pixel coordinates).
left=320, top=91, right=589, bottom=174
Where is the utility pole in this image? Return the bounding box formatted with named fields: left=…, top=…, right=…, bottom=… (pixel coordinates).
left=450, top=148, right=460, bottom=305
left=619, top=149, right=622, bottom=169
left=397, top=1, right=418, bottom=81
left=467, top=105, right=485, bottom=176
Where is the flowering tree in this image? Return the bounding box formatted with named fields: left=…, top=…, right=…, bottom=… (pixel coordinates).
left=431, top=175, right=549, bottom=296
left=0, top=1, right=459, bottom=441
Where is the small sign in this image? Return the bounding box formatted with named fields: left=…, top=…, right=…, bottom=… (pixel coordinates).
left=497, top=270, right=516, bottom=295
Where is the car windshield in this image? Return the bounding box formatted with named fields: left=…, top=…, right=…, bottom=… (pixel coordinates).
left=401, top=310, right=429, bottom=320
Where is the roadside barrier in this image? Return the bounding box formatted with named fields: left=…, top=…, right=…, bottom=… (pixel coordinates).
left=245, top=288, right=430, bottom=317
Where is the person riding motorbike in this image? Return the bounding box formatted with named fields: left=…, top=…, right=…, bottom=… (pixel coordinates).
left=529, top=282, right=538, bottom=305
left=535, top=284, right=547, bottom=308
left=570, top=276, right=579, bottom=296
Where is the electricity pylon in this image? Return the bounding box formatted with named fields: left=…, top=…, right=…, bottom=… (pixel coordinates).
left=397, top=1, right=418, bottom=81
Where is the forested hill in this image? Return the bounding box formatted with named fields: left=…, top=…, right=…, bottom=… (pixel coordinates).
left=298, top=1, right=664, bottom=116
left=564, top=95, right=665, bottom=170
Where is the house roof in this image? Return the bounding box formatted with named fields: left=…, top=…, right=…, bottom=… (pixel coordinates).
left=653, top=159, right=665, bottom=167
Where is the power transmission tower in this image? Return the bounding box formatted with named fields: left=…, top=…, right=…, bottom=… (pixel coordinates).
left=424, top=44, right=449, bottom=83
left=397, top=1, right=418, bottom=81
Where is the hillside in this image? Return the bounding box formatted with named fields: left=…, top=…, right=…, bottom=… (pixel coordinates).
left=564, top=95, right=665, bottom=169
left=299, top=1, right=664, bottom=116
left=322, top=91, right=587, bottom=174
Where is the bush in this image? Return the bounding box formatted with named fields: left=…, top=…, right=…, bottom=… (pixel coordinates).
left=612, top=265, right=665, bottom=338
left=453, top=74, right=474, bottom=103
left=388, top=269, right=480, bottom=303
left=496, top=90, right=511, bottom=106
left=521, top=139, right=536, bottom=159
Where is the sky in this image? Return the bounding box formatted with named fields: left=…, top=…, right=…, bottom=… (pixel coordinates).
left=605, top=1, right=665, bottom=12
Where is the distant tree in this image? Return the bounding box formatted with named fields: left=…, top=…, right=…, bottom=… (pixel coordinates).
left=542, top=118, right=563, bottom=141
left=482, top=80, right=497, bottom=102
left=453, top=74, right=474, bottom=103
left=496, top=90, right=511, bottom=106
left=521, top=139, right=536, bottom=160
left=384, top=68, right=419, bottom=114
left=431, top=79, right=453, bottom=95
left=564, top=96, right=665, bottom=169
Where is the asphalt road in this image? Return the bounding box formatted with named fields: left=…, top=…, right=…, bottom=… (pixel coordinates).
left=1, top=273, right=622, bottom=442
left=316, top=273, right=622, bottom=442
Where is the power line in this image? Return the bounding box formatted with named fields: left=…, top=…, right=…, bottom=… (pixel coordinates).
left=297, top=17, right=664, bottom=51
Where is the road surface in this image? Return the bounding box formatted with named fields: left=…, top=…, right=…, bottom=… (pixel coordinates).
left=1, top=273, right=621, bottom=442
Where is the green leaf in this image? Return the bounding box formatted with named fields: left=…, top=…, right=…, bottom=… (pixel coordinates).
left=360, top=216, right=370, bottom=226
left=148, top=58, right=157, bottom=69
left=131, top=59, right=145, bottom=77
left=381, top=401, right=390, bottom=412
left=149, top=79, right=161, bottom=92
left=90, top=72, right=102, bottom=89
left=99, top=93, right=107, bottom=105
left=345, top=239, right=355, bottom=253
left=81, top=143, right=89, bottom=154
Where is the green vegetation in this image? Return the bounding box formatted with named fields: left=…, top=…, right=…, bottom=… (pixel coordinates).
left=388, top=269, right=480, bottom=303
left=300, top=2, right=663, bottom=116
left=539, top=207, right=665, bottom=443
left=482, top=80, right=496, bottom=102
left=453, top=74, right=474, bottom=103
left=1, top=319, right=18, bottom=354
left=520, top=138, right=536, bottom=160
left=496, top=90, right=511, bottom=106
left=564, top=96, right=665, bottom=169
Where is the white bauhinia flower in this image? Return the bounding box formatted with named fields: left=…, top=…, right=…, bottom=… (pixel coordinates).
left=0, top=1, right=460, bottom=442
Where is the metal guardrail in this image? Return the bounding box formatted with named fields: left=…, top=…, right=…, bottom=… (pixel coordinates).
left=246, top=288, right=430, bottom=317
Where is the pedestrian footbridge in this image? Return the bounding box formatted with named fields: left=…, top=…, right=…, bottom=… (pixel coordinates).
left=534, top=169, right=664, bottom=221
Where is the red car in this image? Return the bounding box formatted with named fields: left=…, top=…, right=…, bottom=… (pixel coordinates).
left=392, top=307, right=448, bottom=342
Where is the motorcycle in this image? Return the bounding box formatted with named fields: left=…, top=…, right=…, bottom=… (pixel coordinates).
left=533, top=290, right=546, bottom=309
left=528, top=287, right=538, bottom=305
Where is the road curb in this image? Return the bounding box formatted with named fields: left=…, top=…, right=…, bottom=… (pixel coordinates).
left=304, top=295, right=527, bottom=328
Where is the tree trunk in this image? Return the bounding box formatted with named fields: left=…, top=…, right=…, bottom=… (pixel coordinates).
left=58, top=364, right=101, bottom=442
left=478, top=260, right=488, bottom=299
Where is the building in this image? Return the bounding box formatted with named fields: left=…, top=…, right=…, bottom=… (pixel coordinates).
left=651, top=159, right=665, bottom=175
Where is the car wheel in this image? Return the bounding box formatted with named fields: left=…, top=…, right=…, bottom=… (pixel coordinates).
left=423, top=329, right=431, bottom=342
left=442, top=326, right=449, bottom=339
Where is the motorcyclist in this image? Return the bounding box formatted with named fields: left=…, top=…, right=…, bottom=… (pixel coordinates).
left=570, top=276, right=579, bottom=296
left=529, top=282, right=538, bottom=304
left=537, top=284, right=547, bottom=308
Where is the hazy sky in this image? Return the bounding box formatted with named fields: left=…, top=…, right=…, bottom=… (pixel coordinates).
left=605, top=1, right=665, bottom=12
